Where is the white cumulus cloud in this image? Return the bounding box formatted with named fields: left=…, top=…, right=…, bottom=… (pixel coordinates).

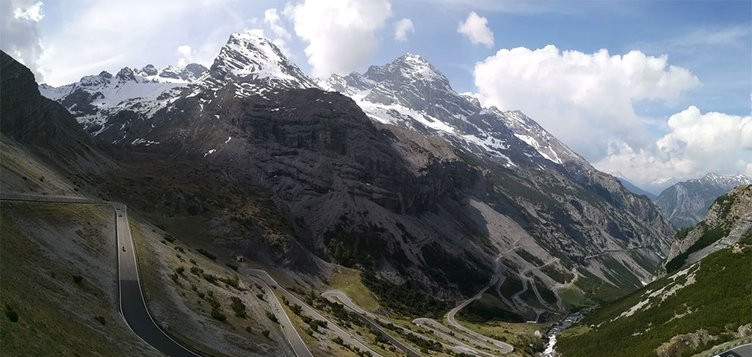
left=473, top=45, right=700, bottom=159
left=595, top=106, right=752, bottom=189
left=394, top=18, right=414, bottom=42
left=284, top=0, right=392, bottom=78
left=13, top=1, right=43, bottom=22
left=1, top=0, right=45, bottom=81
left=457, top=11, right=494, bottom=48
left=30, top=0, right=239, bottom=86
left=176, top=44, right=195, bottom=67
left=263, top=8, right=292, bottom=54
left=264, top=8, right=290, bottom=40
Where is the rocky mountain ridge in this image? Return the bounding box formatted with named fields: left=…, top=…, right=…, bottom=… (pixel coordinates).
left=27, top=30, right=674, bottom=317
left=320, top=54, right=588, bottom=170
left=654, top=173, right=752, bottom=228
left=38, top=62, right=207, bottom=138
left=321, top=53, right=675, bottom=295
left=664, top=183, right=752, bottom=269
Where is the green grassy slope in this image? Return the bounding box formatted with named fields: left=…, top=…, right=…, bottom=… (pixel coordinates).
left=557, top=234, right=752, bottom=357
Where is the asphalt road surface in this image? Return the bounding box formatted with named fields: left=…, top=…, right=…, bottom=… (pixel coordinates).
left=115, top=204, right=203, bottom=357
left=445, top=281, right=515, bottom=354
left=247, top=275, right=313, bottom=357
left=718, top=343, right=752, bottom=357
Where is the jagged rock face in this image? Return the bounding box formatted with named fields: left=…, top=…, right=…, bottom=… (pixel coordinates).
left=655, top=173, right=752, bottom=228
left=141, top=64, right=158, bottom=76
left=38, top=61, right=208, bottom=139
left=27, top=31, right=674, bottom=310
left=183, top=63, right=208, bottom=79
left=656, top=330, right=717, bottom=357
left=320, top=55, right=588, bottom=169
left=323, top=52, right=674, bottom=295
left=666, top=184, right=752, bottom=265
left=206, top=32, right=316, bottom=89
left=0, top=51, right=113, bottom=179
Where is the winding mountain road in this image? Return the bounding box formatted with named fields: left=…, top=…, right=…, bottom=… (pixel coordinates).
left=441, top=254, right=515, bottom=354
left=325, top=289, right=512, bottom=356
left=445, top=280, right=515, bottom=354
left=4, top=192, right=525, bottom=357
left=115, top=203, right=204, bottom=357
left=322, top=290, right=421, bottom=357
left=411, top=317, right=497, bottom=357
left=250, top=270, right=382, bottom=357
left=1, top=194, right=202, bottom=357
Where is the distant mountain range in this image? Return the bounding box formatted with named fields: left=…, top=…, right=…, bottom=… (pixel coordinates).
left=3, top=30, right=674, bottom=320
left=654, top=173, right=752, bottom=228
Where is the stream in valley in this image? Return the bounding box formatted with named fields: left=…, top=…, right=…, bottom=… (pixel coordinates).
left=542, top=311, right=586, bottom=356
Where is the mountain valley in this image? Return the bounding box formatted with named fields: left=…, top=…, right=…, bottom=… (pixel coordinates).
left=1, top=27, right=749, bottom=357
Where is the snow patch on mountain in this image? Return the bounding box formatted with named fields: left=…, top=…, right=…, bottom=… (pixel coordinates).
left=697, top=172, right=752, bottom=187
left=612, top=264, right=699, bottom=322
left=321, top=54, right=585, bottom=169
left=497, top=110, right=585, bottom=166
left=38, top=64, right=206, bottom=135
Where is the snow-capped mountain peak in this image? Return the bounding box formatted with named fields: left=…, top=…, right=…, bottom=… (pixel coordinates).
left=321, top=53, right=588, bottom=169
left=390, top=53, right=448, bottom=84
left=656, top=172, right=752, bottom=227
left=116, top=67, right=137, bottom=81
left=207, top=30, right=316, bottom=89
left=38, top=63, right=208, bottom=136
left=698, top=173, right=752, bottom=187
left=37, top=31, right=319, bottom=142
left=362, top=53, right=452, bottom=94
left=141, top=64, right=158, bottom=76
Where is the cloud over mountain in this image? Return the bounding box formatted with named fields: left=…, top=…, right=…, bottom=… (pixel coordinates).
left=473, top=45, right=700, bottom=161
left=285, top=0, right=392, bottom=77
left=596, top=106, right=752, bottom=189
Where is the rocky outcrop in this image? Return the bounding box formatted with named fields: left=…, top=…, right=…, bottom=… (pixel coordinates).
left=665, top=184, right=752, bottom=268
left=656, top=329, right=717, bottom=357
left=0, top=51, right=113, bottom=177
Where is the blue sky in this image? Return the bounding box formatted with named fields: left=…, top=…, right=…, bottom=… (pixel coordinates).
left=2, top=0, right=751, bottom=192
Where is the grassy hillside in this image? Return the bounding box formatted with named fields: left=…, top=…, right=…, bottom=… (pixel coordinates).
left=557, top=234, right=752, bottom=357
left=0, top=202, right=161, bottom=357
left=328, top=267, right=381, bottom=312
